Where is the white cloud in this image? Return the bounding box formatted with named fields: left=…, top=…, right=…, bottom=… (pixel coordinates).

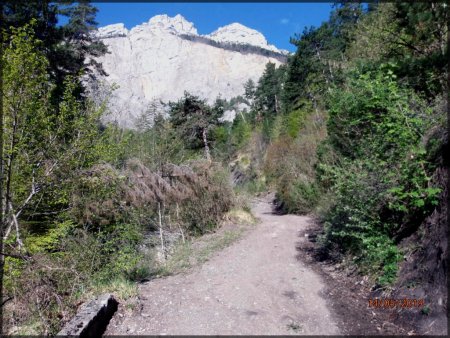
left=280, top=18, right=289, bottom=25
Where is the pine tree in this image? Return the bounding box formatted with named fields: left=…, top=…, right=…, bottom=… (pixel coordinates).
left=2, top=0, right=107, bottom=99
left=392, top=2, right=448, bottom=96
left=244, top=79, right=256, bottom=101
left=254, top=62, right=284, bottom=118
left=169, top=92, right=222, bottom=161
left=1, top=1, right=60, bottom=44
left=58, top=0, right=108, bottom=79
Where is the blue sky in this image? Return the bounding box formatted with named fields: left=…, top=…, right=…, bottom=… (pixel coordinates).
left=90, top=3, right=334, bottom=52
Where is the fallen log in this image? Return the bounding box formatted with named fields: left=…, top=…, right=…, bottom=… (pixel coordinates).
left=57, top=294, right=118, bottom=337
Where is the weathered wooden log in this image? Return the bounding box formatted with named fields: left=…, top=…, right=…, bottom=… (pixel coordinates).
left=57, top=294, right=118, bottom=337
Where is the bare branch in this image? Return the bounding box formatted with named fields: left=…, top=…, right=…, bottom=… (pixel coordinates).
left=0, top=251, right=31, bottom=260
left=9, top=202, right=23, bottom=249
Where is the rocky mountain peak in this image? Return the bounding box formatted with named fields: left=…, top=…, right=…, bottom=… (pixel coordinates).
left=206, top=22, right=281, bottom=53
left=148, top=14, right=198, bottom=35
left=96, top=23, right=128, bottom=38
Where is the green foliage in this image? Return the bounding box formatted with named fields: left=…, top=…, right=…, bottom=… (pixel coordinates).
left=276, top=177, right=320, bottom=214
left=318, top=68, right=441, bottom=284
left=5, top=223, right=146, bottom=335
left=386, top=154, right=441, bottom=216
left=283, top=4, right=363, bottom=112
left=284, top=25, right=329, bottom=110
left=213, top=125, right=229, bottom=147
left=231, top=114, right=252, bottom=149
left=262, top=3, right=446, bottom=287
left=130, top=108, right=189, bottom=170
left=24, top=220, right=76, bottom=254
left=244, top=78, right=256, bottom=101
left=255, top=0, right=445, bottom=288
left=58, top=0, right=108, bottom=76
left=321, top=161, right=385, bottom=245
left=327, top=67, right=426, bottom=159
left=346, top=3, right=399, bottom=64
left=285, top=108, right=306, bottom=138
left=319, top=161, right=401, bottom=285
left=211, top=123, right=232, bottom=161
left=169, top=92, right=223, bottom=160
left=69, top=164, right=126, bottom=229
left=236, top=177, right=267, bottom=196
left=254, top=62, right=284, bottom=117
left=97, top=223, right=148, bottom=281
left=325, top=68, right=440, bottom=218
left=250, top=62, right=286, bottom=141
left=2, top=23, right=127, bottom=238
left=392, top=3, right=448, bottom=96
left=265, top=109, right=326, bottom=214
left=1, top=24, right=139, bottom=335
left=3, top=21, right=52, bottom=204
left=360, top=235, right=401, bottom=286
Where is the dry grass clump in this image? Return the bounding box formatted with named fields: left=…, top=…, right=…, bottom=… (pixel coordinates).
left=70, top=159, right=233, bottom=229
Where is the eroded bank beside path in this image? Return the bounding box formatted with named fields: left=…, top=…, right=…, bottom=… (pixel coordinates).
left=105, top=197, right=339, bottom=335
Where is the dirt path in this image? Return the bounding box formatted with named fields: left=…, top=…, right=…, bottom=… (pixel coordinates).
left=106, top=198, right=340, bottom=335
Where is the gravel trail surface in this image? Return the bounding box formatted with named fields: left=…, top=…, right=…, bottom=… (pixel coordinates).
left=105, top=198, right=339, bottom=335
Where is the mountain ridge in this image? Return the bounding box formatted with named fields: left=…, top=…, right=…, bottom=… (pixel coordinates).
left=95, top=14, right=290, bottom=55
left=90, top=14, right=287, bottom=128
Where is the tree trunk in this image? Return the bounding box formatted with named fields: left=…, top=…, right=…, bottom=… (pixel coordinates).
left=9, top=202, right=23, bottom=249
left=316, top=46, right=332, bottom=92
left=5, top=114, right=18, bottom=219
left=275, top=94, right=280, bottom=114
left=158, top=202, right=165, bottom=260
left=239, top=111, right=246, bottom=122
left=328, top=61, right=334, bottom=81
left=2, top=112, right=18, bottom=268
left=202, top=128, right=211, bottom=162
left=176, top=203, right=185, bottom=243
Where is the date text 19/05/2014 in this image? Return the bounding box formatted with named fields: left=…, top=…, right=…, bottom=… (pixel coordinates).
left=368, top=298, right=425, bottom=309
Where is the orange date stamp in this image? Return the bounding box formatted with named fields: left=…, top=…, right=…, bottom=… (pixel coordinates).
left=368, top=298, right=425, bottom=309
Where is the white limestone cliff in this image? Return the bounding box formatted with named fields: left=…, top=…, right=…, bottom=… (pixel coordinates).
left=206, top=22, right=285, bottom=54
left=90, top=14, right=287, bottom=128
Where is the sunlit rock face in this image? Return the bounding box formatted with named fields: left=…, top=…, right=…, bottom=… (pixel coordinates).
left=206, top=22, right=281, bottom=53
left=90, top=14, right=287, bottom=128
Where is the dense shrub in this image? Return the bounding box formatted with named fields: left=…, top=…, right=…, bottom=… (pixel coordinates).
left=265, top=110, right=326, bottom=214
left=317, top=69, right=442, bottom=284
left=181, top=162, right=235, bottom=234
left=276, top=176, right=320, bottom=214
left=318, top=160, right=401, bottom=284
